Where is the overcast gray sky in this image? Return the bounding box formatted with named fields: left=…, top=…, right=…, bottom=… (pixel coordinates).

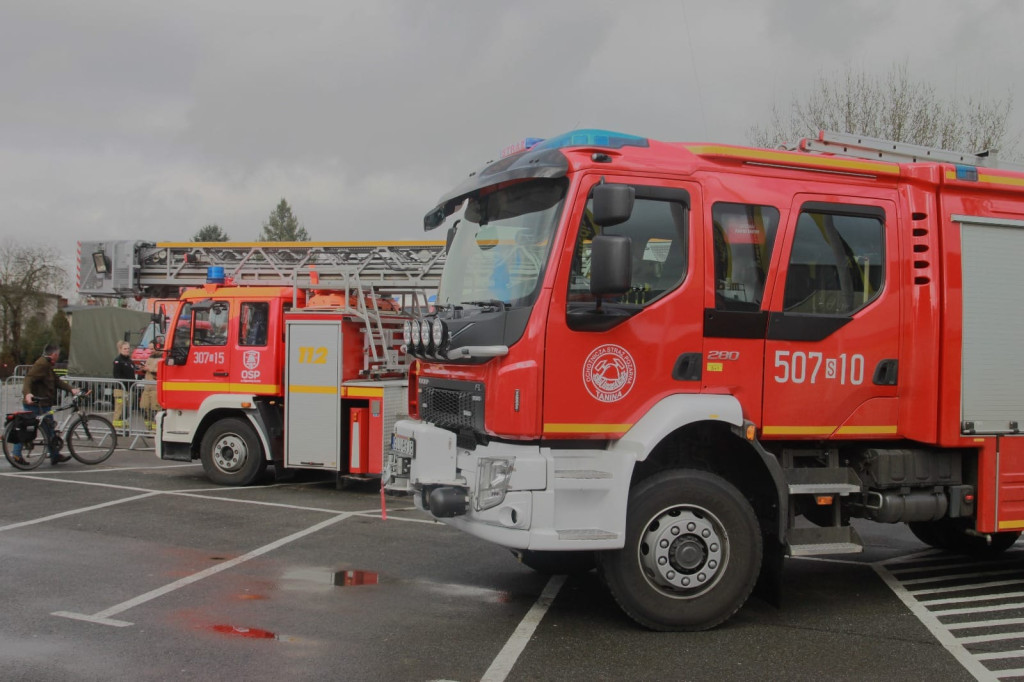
left=2, top=0, right=1021, bottom=294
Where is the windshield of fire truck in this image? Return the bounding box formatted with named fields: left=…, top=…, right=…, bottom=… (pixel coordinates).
left=437, top=179, right=567, bottom=308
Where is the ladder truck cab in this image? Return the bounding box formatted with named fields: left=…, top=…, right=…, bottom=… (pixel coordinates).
left=385, top=129, right=1024, bottom=631
left=77, top=240, right=444, bottom=486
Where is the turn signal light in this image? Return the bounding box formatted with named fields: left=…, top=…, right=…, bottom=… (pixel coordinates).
left=815, top=496, right=834, bottom=506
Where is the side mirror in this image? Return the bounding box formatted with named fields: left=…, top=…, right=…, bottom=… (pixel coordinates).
left=445, top=220, right=459, bottom=254
left=590, top=235, right=632, bottom=296
left=592, top=184, right=635, bottom=227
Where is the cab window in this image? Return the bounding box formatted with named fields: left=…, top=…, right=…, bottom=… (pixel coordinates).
left=782, top=206, right=884, bottom=315
left=239, top=302, right=269, bottom=347
left=568, top=191, right=687, bottom=307
left=193, top=302, right=229, bottom=346
left=712, top=203, right=780, bottom=311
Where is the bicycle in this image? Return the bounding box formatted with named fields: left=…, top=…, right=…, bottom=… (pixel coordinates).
left=2, top=392, right=118, bottom=470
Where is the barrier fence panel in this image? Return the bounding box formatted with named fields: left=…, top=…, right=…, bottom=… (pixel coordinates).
left=1, top=376, right=157, bottom=451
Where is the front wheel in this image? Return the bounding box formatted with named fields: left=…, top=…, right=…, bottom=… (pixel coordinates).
left=200, top=418, right=266, bottom=486
left=598, top=469, right=762, bottom=631
left=3, top=420, right=47, bottom=470
left=67, top=415, right=117, bottom=464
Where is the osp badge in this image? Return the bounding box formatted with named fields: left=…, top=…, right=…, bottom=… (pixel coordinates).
left=582, top=344, right=636, bottom=403
left=241, top=350, right=261, bottom=382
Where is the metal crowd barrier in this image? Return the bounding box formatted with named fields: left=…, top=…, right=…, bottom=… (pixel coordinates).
left=1, top=375, right=158, bottom=451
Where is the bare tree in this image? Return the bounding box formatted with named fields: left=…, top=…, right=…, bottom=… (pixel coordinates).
left=0, top=239, right=68, bottom=364
left=749, top=62, right=1019, bottom=158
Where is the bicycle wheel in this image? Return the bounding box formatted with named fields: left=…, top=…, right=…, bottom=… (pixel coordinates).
left=66, top=415, right=117, bottom=464
left=2, top=420, right=47, bottom=470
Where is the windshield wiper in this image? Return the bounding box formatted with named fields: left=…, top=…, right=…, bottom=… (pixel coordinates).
left=460, top=299, right=509, bottom=311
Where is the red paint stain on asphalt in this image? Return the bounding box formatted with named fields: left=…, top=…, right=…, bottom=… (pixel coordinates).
left=208, top=624, right=277, bottom=639
left=333, top=570, right=379, bottom=586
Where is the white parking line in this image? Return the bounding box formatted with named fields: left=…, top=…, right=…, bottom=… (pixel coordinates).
left=0, top=463, right=199, bottom=475
left=1, top=472, right=428, bottom=519
left=873, top=560, right=997, bottom=681
left=53, top=512, right=354, bottom=627
left=480, top=574, right=567, bottom=682
left=0, top=492, right=161, bottom=532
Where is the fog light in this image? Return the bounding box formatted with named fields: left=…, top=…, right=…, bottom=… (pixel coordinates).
left=476, top=457, right=515, bottom=511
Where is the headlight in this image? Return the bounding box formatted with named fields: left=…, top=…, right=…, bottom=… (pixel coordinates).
left=402, top=320, right=413, bottom=347
left=431, top=318, right=447, bottom=354
left=476, top=457, right=515, bottom=511
left=410, top=320, right=423, bottom=351
left=419, top=318, right=431, bottom=349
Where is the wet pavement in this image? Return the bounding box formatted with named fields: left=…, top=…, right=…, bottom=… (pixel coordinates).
left=0, top=450, right=989, bottom=681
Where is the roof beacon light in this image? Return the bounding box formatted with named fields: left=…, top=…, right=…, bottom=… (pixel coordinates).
left=207, top=266, right=226, bottom=284
left=500, top=137, right=545, bottom=159
left=531, top=129, right=650, bottom=153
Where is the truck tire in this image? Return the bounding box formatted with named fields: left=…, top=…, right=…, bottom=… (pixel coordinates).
left=200, top=418, right=266, bottom=486
left=907, top=519, right=1020, bottom=556
left=513, top=549, right=596, bottom=575
left=597, top=469, right=761, bottom=631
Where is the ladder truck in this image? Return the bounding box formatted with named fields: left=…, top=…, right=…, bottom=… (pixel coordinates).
left=385, top=128, right=1024, bottom=631
left=78, top=239, right=444, bottom=486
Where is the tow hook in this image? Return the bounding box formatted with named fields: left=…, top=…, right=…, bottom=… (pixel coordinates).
left=428, top=486, right=469, bottom=518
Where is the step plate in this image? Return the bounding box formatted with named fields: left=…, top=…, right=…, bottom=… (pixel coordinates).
left=788, top=542, right=864, bottom=557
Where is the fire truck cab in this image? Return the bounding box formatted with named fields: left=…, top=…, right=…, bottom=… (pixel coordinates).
left=387, top=129, right=1024, bottom=631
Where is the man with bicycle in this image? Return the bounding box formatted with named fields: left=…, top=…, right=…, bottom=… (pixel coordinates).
left=15, top=344, right=81, bottom=466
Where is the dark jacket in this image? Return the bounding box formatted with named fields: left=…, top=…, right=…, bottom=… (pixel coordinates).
left=23, top=355, right=74, bottom=407
left=113, top=354, right=136, bottom=382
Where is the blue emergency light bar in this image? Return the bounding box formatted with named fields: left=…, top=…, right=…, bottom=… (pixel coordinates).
left=498, top=129, right=649, bottom=159
left=531, top=129, right=649, bottom=153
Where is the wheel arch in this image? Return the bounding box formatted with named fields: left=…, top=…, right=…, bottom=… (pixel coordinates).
left=612, top=394, right=787, bottom=541
left=192, top=408, right=270, bottom=462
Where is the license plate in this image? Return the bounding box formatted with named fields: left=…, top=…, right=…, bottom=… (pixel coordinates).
left=391, top=433, right=415, bottom=457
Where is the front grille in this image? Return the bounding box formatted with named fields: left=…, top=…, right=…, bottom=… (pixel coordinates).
left=419, top=378, right=485, bottom=442
left=422, top=387, right=474, bottom=430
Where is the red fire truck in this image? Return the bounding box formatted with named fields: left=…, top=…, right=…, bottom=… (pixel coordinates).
left=385, top=129, right=1024, bottom=631
left=78, top=239, right=443, bottom=486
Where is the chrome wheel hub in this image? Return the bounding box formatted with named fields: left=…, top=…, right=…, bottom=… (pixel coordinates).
left=212, top=434, right=247, bottom=472
left=639, top=506, right=726, bottom=596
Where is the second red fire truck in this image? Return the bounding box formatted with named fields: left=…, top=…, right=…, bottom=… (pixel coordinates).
left=385, top=129, right=1024, bottom=631
left=78, top=239, right=443, bottom=486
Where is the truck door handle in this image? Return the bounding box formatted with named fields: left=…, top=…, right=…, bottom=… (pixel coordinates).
left=872, top=359, right=898, bottom=386
left=672, top=353, right=702, bottom=381
left=213, top=371, right=229, bottom=377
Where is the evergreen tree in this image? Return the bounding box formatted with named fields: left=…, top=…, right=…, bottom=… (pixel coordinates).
left=258, top=199, right=310, bottom=242
left=192, top=224, right=230, bottom=242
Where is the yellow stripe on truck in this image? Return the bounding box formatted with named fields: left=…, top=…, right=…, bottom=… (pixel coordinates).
left=162, top=382, right=281, bottom=393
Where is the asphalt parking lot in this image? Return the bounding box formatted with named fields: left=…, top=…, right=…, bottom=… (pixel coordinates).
left=1, top=448, right=1012, bottom=681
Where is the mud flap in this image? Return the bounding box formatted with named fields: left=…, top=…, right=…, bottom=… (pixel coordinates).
left=752, top=535, right=784, bottom=607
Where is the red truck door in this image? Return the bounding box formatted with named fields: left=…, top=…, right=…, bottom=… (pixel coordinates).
left=163, top=299, right=233, bottom=410
left=699, top=201, right=783, bottom=418
left=761, top=196, right=901, bottom=438
left=543, top=177, right=699, bottom=438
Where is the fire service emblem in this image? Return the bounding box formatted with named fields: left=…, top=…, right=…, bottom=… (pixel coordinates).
left=583, top=344, right=636, bottom=403
left=243, top=351, right=261, bottom=370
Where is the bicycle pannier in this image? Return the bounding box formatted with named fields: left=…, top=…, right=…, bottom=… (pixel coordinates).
left=5, top=412, right=37, bottom=444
